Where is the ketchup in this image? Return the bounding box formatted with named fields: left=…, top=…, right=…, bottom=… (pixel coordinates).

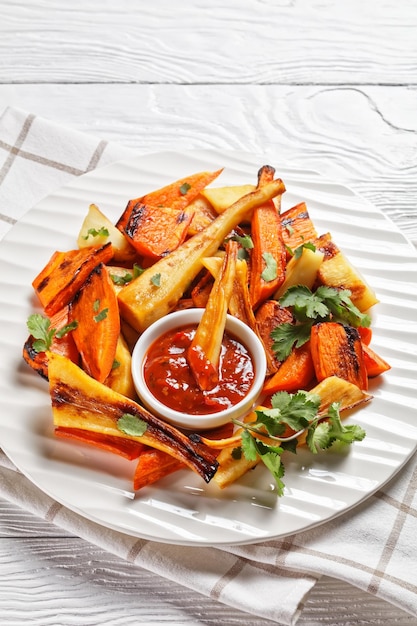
left=143, top=324, right=255, bottom=415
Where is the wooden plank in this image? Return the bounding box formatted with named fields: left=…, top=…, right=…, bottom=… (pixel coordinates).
left=0, top=0, right=416, bottom=85
left=1, top=83, right=416, bottom=244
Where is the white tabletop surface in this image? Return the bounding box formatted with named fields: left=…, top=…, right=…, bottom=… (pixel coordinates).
left=1, top=1, right=417, bottom=624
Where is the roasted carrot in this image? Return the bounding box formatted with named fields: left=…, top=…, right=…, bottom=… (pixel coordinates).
left=133, top=448, right=185, bottom=491
left=280, top=202, right=318, bottom=256
left=187, top=240, right=238, bottom=391
left=54, top=427, right=146, bottom=460
left=358, top=326, right=373, bottom=346
left=310, top=322, right=368, bottom=390
left=116, top=169, right=223, bottom=232
left=70, top=263, right=120, bottom=383
left=263, top=341, right=315, bottom=394
left=362, top=343, right=391, bottom=377
left=249, top=167, right=286, bottom=309
left=255, top=300, right=293, bottom=372
left=32, top=243, right=114, bottom=316
left=121, top=203, right=195, bottom=259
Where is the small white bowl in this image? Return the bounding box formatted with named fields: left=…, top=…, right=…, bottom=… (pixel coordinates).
left=131, top=308, right=266, bottom=430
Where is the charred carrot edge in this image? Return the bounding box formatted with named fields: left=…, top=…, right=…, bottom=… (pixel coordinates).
left=358, top=326, right=373, bottom=345
left=54, top=427, right=146, bottom=460
left=362, top=343, right=391, bottom=377
left=70, top=264, right=120, bottom=383
left=133, top=448, right=186, bottom=491
left=280, top=202, right=318, bottom=254
left=116, top=169, right=223, bottom=232
left=263, top=341, right=315, bottom=394
left=123, top=203, right=195, bottom=259
left=310, top=322, right=368, bottom=390
left=32, top=243, right=114, bottom=316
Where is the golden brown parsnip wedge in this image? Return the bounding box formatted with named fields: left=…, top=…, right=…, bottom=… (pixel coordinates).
left=187, top=240, right=238, bottom=391
left=48, top=352, right=219, bottom=483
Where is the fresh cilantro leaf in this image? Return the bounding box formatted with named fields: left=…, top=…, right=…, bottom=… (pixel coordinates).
left=110, top=263, right=145, bottom=286
left=261, top=252, right=278, bottom=282
left=231, top=446, right=242, bottom=460
left=251, top=438, right=285, bottom=495
left=55, top=320, right=78, bottom=338
left=93, top=299, right=100, bottom=313
left=233, top=390, right=366, bottom=496
left=27, top=314, right=55, bottom=352
left=231, top=233, right=254, bottom=249
left=306, top=402, right=366, bottom=454
left=240, top=429, right=260, bottom=461
left=151, top=273, right=161, bottom=287
left=133, top=263, right=145, bottom=278
left=316, top=286, right=371, bottom=328
left=293, top=241, right=316, bottom=260
left=112, top=359, right=121, bottom=369
left=94, top=308, right=108, bottom=323
left=82, top=227, right=109, bottom=240
left=117, top=413, right=148, bottom=437
left=280, top=285, right=329, bottom=322
left=110, top=271, right=133, bottom=286
left=253, top=408, right=287, bottom=437
left=179, top=182, right=191, bottom=195
left=27, top=314, right=77, bottom=353
left=270, top=321, right=312, bottom=361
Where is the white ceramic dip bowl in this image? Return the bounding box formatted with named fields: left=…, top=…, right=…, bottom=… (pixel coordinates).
left=131, top=308, right=267, bottom=430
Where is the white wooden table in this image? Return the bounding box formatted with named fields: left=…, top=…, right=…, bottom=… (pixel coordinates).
left=1, top=1, right=417, bottom=624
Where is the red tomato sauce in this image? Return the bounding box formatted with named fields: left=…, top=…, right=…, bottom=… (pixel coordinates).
left=143, top=324, right=255, bottom=415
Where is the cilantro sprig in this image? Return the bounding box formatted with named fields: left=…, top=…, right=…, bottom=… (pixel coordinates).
left=233, top=390, right=366, bottom=495
left=271, top=285, right=371, bottom=361
left=27, top=313, right=78, bottom=353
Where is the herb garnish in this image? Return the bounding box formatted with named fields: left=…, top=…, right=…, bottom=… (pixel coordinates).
left=271, top=285, right=371, bottom=361
left=261, top=251, right=278, bottom=282
left=233, top=390, right=366, bottom=495
left=151, top=273, right=161, bottom=287
left=27, top=313, right=78, bottom=353
left=82, top=226, right=110, bottom=240
left=179, top=182, right=191, bottom=195
left=117, top=413, right=148, bottom=437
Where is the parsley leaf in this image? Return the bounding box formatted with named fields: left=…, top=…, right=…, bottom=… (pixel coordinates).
left=117, top=413, right=148, bottom=437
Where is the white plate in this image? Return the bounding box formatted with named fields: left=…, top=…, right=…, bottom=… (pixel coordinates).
left=1, top=150, right=417, bottom=546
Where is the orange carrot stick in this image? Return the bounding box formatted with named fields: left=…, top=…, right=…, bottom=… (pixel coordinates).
left=32, top=243, right=114, bottom=316
left=310, top=322, right=368, bottom=390
left=70, top=263, right=120, bottom=383
left=263, top=341, right=315, bottom=394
